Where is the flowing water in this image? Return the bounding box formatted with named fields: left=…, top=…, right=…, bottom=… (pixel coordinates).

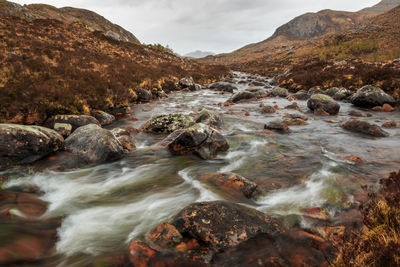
left=1, top=72, right=400, bottom=265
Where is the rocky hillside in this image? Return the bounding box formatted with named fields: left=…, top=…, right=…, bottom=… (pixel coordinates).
left=0, top=0, right=139, bottom=43
left=0, top=14, right=227, bottom=125
left=200, top=0, right=400, bottom=65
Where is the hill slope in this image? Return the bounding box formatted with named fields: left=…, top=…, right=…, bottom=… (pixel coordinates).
left=0, top=15, right=227, bottom=124
left=0, top=0, right=139, bottom=43
left=200, top=0, right=400, bottom=65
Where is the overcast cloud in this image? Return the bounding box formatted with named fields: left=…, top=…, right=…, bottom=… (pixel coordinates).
left=13, top=0, right=379, bottom=54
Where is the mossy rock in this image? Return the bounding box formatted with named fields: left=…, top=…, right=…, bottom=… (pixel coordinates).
left=140, top=114, right=195, bottom=134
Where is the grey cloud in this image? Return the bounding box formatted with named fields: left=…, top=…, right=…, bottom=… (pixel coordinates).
left=13, top=0, right=379, bottom=54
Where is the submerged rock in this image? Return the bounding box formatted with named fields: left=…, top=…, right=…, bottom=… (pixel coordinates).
left=194, top=109, right=223, bottom=128
left=264, top=120, right=291, bottom=134
left=341, top=119, right=389, bottom=137
left=46, top=115, right=100, bottom=133
left=161, top=123, right=229, bottom=160
left=351, top=85, right=395, bottom=108
left=272, top=86, right=289, bottom=97
left=172, top=201, right=283, bottom=250
left=0, top=124, right=64, bottom=169
left=91, top=110, right=115, bottom=126
left=199, top=172, right=261, bottom=200
left=140, top=114, right=194, bottom=134
left=307, top=94, right=340, bottom=115
left=260, top=105, right=276, bottom=114
left=65, top=124, right=124, bottom=163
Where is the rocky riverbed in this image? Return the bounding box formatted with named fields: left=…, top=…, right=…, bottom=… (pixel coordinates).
left=0, top=72, right=399, bottom=266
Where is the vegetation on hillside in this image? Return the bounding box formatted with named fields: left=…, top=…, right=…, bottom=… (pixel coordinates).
left=0, top=16, right=227, bottom=124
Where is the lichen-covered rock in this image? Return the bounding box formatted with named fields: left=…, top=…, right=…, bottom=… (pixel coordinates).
left=47, top=115, right=100, bottom=132
left=272, top=87, right=289, bottom=97
left=207, top=82, right=237, bottom=93
left=91, top=110, right=115, bottom=126
left=333, top=88, right=352, bottom=101
left=264, top=120, right=291, bottom=134
left=140, top=114, right=194, bottom=134
left=323, top=87, right=340, bottom=97
left=194, top=109, right=222, bottom=128
left=65, top=124, right=124, bottom=163
left=227, top=91, right=255, bottom=103
left=0, top=124, right=64, bottom=169
left=199, top=172, right=261, bottom=200
left=341, top=119, right=389, bottom=137
left=53, top=123, right=72, bottom=137
left=171, top=201, right=283, bottom=250
left=111, top=127, right=136, bottom=152
left=161, top=123, right=229, bottom=160
left=351, top=85, right=395, bottom=108
left=148, top=223, right=183, bottom=250
left=307, top=94, right=340, bottom=115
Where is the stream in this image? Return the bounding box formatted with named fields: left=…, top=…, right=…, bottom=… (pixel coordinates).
left=1, top=72, right=400, bottom=266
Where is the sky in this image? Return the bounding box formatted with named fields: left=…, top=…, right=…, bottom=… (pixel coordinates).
left=12, top=0, right=380, bottom=55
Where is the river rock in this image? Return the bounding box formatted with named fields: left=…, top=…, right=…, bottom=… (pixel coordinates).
left=0, top=124, right=64, bottom=169
left=264, top=120, right=291, bottom=134
left=111, top=127, right=136, bottom=152
left=272, top=87, right=289, bottom=97
left=227, top=91, right=255, bottom=103
left=161, top=123, right=229, bottom=160
left=199, top=172, right=261, bottom=200
left=350, top=85, right=395, bottom=108
left=260, top=106, right=276, bottom=114
left=53, top=123, right=72, bottom=137
left=47, top=115, right=100, bottom=133
left=179, top=77, right=197, bottom=91
left=171, top=201, right=283, bottom=250
left=208, top=82, right=237, bottom=93
left=333, top=88, right=352, bottom=101
left=307, top=94, right=340, bottom=115
left=323, top=87, right=340, bottom=97
left=292, top=90, right=310, bottom=100
left=341, top=119, right=389, bottom=137
left=91, top=110, right=115, bottom=126
left=135, top=88, right=153, bottom=102
left=140, top=114, right=194, bottom=134
left=194, top=109, right=222, bottom=128
left=65, top=124, right=124, bottom=163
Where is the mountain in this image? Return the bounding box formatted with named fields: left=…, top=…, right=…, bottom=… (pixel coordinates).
left=0, top=2, right=227, bottom=124
left=200, top=0, right=400, bottom=65
left=0, top=0, right=139, bottom=43
left=184, top=51, right=216, bottom=58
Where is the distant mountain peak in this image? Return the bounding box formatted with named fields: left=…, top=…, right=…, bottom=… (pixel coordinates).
left=184, top=50, right=216, bottom=58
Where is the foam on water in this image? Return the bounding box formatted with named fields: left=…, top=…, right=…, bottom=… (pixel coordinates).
left=179, top=167, right=221, bottom=202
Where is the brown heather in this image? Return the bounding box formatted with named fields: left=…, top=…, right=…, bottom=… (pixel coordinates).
left=0, top=16, right=228, bottom=124
left=335, top=170, right=400, bottom=267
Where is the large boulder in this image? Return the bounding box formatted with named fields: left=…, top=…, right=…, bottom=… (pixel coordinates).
left=140, top=114, right=194, bottom=134
left=341, top=119, right=389, bottom=137
left=194, top=109, right=223, bottom=128
left=307, top=94, right=340, bottom=115
left=350, top=85, right=395, bottom=108
left=47, top=115, right=100, bottom=133
left=171, top=201, right=283, bottom=250
left=90, top=110, right=115, bottom=126
left=161, top=123, right=229, bottom=160
left=0, top=124, right=64, bottom=169
left=227, top=91, right=255, bottom=103
left=207, top=82, right=237, bottom=93
left=272, top=87, right=289, bottom=97
left=64, top=124, right=124, bottom=164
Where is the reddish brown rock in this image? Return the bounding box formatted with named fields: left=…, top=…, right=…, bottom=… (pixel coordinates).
left=244, top=112, right=251, bottom=116
left=372, top=104, right=395, bottom=112
left=282, top=118, right=308, bottom=126
left=128, top=240, right=156, bottom=267
left=314, top=108, right=330, bottom=116
left=199, top=172, right=261, bottom=200
left=264, top=120, right=291, bottom=134
left=382, top=121, right=398, bottom=128
left=148, top=223, right=182, bottom=250
left=342, top=119, right=389, bottom=137
left=285, top=102, right=301, bottom=111
left=17, top=193, right=47, bottom=217
left=260, top=105, right=276, bottom=114
left=301, top=207, right=330, bottom=221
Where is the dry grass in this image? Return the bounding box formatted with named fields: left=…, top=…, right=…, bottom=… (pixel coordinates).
left=335, top=170, right=400, bottom=267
